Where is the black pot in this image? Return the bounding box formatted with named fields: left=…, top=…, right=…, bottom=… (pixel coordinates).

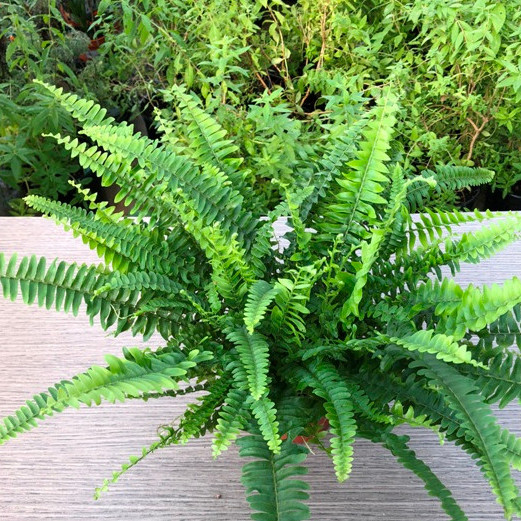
left=0, top=180, right=18, bottom=216
left=505, top=193, right=521, bottom=211
left=457, top=186, right=487, bottom=211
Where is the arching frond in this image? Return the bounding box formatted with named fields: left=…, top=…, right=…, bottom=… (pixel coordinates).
left=0, top=348, right=212, bottom=444
left=294, top=361, right=356, bottom=482
left=317, top=89, right=398, bottom=244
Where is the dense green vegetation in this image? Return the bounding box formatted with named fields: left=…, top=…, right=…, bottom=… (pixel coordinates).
left=3, top=0, right=521, bottom=211
left=3, top=2, right=521, bottom=519
left=1, top=81, right=521, bottom=520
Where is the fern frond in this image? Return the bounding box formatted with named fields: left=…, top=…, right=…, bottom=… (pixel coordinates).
left=0, top=253, right=196, bottom=340
left=318, top=89, right=398, bottom=243
left=406, top=165, right=495, bottom=212
left=35, top=80, right=123, bottom=128
left=238, top=434, right=310, bottom=521
left=381, top=330, right=484, bottom=368
left=415, top=356, right=520, bottom=517
left=294, top=361, right=356, bottom=482
left=343, top=171, right=435, bottom=318
left=175, top=376, right=231, bottom=443
left=47, top=132, right=179, bottom=227
left=81, top=123, right=252, bottom=232
left=212, top=387, right=251, bottom=458
left=271, top=266, right=318, bottom=346
left=385, top=213, right=521, bottom=292
left=94, top=271, right=185, bottom=297
left=249, top=396, right=282, bottom=453
left=176, top=195, right=255, bottom=303
left=404, top=208, right=493, bottom=252
left=299, top=119, right=365, bottom=221
left=244, top=281, right=280, bottom=334
left=227, top=327, right=270, bottom=401
left=459, top=350, right=521, bottom=409
left=381, top=432, right=468, bottom=521
left=95, top=434, right=167, bottom=499
left=415, top=277, right=521, bottom=340
left=0, top=348, right=212, bottom=444
left=500, top=428, right=521, bottom=472
left=25, top=195, right=171, bottom=273
left=168, top=87, right=245, bottom=186
left=0, top=252, right=103, bottom=315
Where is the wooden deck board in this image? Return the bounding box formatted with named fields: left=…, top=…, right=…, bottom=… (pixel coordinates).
left=0, top=216, right=520, bottom=520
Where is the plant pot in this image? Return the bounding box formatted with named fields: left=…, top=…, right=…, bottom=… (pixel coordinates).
left=281, top=417, right=329, bottom=445
left=504, top=181, right=521, bottom=210
left=505, top=193, right=521, bottom=211
left=457, top=185, right=487, bottom=211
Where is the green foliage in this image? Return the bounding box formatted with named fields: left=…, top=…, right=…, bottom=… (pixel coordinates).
left=378, top=432, right=469, bottom=521
left=0, top=346, right=212, bottom=444
left=319, top=89, right=398, bottom=243
left=4, top=83, right=521, bottom=520
left=226, top=327, right=270, bottom=401
left=244, top=281, right=280, bottom=334
left=89, top=0, right=521, bottom=202
left=294, top=361, right=356, bottom=482
left=0, top=1, right=93, bottom=213
left=8, top=0, right=521, bottom=216
left=238, top=434, right=310, bottom=521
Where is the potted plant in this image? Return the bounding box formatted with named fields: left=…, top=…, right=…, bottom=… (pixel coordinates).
left=1, top=82, right=521, bottom=521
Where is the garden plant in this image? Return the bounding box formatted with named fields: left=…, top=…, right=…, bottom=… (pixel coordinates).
left=4, top=0, right=521, bottom=213
left=2, top=81, right=521, bottom=521
left=92, top=0, right=521, bottom=202
left=0, top=0, right=94, bottom=213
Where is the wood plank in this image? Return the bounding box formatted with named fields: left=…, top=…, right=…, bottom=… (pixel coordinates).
left=0, top=216, right=520, bottom=520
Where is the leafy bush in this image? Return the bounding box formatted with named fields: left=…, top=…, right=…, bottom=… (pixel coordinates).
left=91, top=0, right=521, bottom=202
left=0, top=0, right=93, bottom=213
left=2, top=82, right=521, bottom=519
left=5, top=0, right=521, bottom=212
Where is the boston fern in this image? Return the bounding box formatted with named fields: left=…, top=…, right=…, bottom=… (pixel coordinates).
left=2, top=81, right=521, bottom=521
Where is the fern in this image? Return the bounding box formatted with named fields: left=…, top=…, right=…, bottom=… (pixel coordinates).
left=34, top=80, right=122, bottom=128
left=0, top=347, right=212, bottom=444
left=244, top=281, right=280, bottom=334
left=26, top=195, right=172, bottom=273
left=415, top=276, right=521, bottom=340
left=406, top=165, right=495, bottom=212
left=212, top=387, right=251, bottom=458
left=415, top=356, right=520, bottom=517
left=294, top=361, right=356, bottom=481
left=226, top=327, right=270, bottom=401
left=168, top=86, right=246, bottom=187
left=318, top=89, right=398, bottom=244
left=175, top=376, right=231, bottom=443
left=249, top=396, right=282, bottom=454
left=380, top=432, right=469, bottom=521
left=380, top=330, right=484, bottom=368
left=3, top=84, right=521, bottom=519
left=271, top=266, right=318, bottom=346
left=238, top=434, right=310, bottom=521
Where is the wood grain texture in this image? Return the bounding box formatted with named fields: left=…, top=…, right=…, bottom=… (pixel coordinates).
left=0, top=216, right=520, bottom=520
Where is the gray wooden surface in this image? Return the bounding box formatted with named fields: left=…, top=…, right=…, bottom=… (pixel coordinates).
left=0, top=216, right=520, bottom=521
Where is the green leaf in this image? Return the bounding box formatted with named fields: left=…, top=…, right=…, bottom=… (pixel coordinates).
left=238, top=434, right=310, bottom=521
left=244, top=281, right=280, bottom=334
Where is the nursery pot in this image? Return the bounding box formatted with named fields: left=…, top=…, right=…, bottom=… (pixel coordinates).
left=281, top=417, right=329, bottom=445
left=457, top=185, right=486, bottom=211
left=505, top=182, right=521, bottom=210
